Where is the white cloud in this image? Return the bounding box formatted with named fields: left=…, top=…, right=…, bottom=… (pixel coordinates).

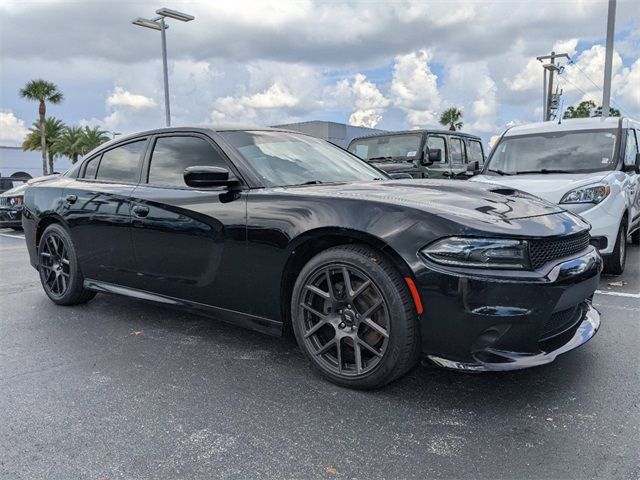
left=507, top=38, right=579, bottom=93
left=106, top=87, right=156, bottom=109
left=0, top=111, right=28, bottom=145
left=390, top=49, right=442, bottom=128
left=332, top=73, right=389, bottom=128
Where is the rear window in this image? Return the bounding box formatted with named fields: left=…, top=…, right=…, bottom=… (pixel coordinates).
left=95, top=140, right=146, bottom=183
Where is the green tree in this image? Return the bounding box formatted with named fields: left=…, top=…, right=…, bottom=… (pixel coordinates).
left=563, top=100, right=621, bottom=119
left=19, top=79, right=64, bottom=175
left=53, top=126, right=84, bottom=164
left=439, top=107, right=463, bottom=131
left=79, top=126, right=110, bottom=155
left=594, top=106, right=621, bottom=117
left=22, top=117, right=66, bottom=174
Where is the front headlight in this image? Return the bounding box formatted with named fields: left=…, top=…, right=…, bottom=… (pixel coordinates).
left=421, top=237, right=528, bottom=269
left=560, top=184, right=610, bottom=204
left=8, top=196, right=23, bottom=206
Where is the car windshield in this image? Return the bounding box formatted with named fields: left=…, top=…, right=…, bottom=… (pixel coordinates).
left=348, top=134, right=422, bottom=161
left=220, top=131, right=387, bottom=187
left=487, top=129, right=618, bottom=174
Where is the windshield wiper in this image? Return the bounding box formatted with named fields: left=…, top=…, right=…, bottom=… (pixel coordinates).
left=513, top=169, right=572, bottom=175
left=487, top=169, right=513, bottom=176
left=368, top=156, right=409, bottom=163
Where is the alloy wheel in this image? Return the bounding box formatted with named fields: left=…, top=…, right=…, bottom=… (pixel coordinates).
left=39, top=232, right=71, bottom=298
left=298, top=264, right=390, bottom=377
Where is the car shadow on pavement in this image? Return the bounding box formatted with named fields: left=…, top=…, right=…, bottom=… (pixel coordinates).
left=76, top=289, right=597, bottom=416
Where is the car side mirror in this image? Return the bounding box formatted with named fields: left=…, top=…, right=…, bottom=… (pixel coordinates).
left=466, top=160, right=479, bottom=176
left=184, top=166, right=233, bottom=188
left=623, top=152, right=640, bottom=174
left=422, top=149, right=440, bottom=166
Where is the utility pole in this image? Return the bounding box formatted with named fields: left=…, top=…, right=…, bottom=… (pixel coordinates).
left=537, top=51, right=570, bottom=121
left=602, top=0, right=616, bottom=118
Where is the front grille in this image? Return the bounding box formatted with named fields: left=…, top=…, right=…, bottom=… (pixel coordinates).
left=0, top=197, right=8, bottom=207
left=540, top=305, right=583, bottom=340
left=529, top=231, right=590, bottom=269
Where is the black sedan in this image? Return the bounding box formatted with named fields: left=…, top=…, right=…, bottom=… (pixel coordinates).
left=0, top=182, right=28, bottom=229
left=21, top=127, right=602, bottom=389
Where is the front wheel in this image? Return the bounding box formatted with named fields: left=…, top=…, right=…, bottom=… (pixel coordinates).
left=38, top=223, right=96, bottom=305
left=603, top=221, right=627, bottom=275
left=291, top=244, right=421, bottom=389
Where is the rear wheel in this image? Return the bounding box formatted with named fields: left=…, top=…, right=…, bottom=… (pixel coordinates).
left=603, top=221, right=627, bottom=275
left=38, top=223, right=96, bottom=305
left=291, top=244, right=421, bottom=389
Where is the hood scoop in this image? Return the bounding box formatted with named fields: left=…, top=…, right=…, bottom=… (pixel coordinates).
left=490, top=187, right=518, bottom=196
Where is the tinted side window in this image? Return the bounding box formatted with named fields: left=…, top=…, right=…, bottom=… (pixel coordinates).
left=82, top=155, right=101, bottom=179
left=95, top=140, right=146, bottom=183
left=468, top=140, right=485, bottom=164
left=426, top=136, right=447, bottom=163
left=450, top=138, right=467, bottom=164
left=148, top=136, right=230, bottom=187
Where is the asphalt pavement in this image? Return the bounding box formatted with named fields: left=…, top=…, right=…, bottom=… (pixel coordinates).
left=0, top=228, right=638, bottom=479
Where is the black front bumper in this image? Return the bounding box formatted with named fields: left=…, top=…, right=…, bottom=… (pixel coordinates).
left=415, top=246, right=602, bottom=371
left=0, top=207, right=22, bottom=228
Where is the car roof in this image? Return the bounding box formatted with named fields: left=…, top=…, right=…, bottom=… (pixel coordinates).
left=84, top=125, right=306, bottom=157
left=349, top=129, right=482, bottom=143
left=503, top=117, right=627, bottom=136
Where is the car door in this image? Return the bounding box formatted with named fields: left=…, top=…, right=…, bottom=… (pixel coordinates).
left=62, top=138, right=147, bottom=286
left=623, top=128, right=640, bottom=229
left=449, top=136, right=468, bottom=178
left=424, top=134, right=450, bottom=179
left=128, top=132, right=248, bottom=312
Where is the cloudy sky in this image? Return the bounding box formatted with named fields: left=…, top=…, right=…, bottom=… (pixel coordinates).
left=1, top=0, right=639, bottom=146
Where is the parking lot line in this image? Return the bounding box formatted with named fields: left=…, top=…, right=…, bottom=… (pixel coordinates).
left=595, top=290, right=640, bottom=298
left=0, top=233, right=25, bottom=240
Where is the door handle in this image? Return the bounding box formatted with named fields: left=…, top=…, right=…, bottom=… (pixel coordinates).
left=65, top=194, right=77, bottom=204
left=132, top=205, right=150, bottom=218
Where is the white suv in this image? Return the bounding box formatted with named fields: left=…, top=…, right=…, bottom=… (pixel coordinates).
left=471, top=117, right=640, bottom=274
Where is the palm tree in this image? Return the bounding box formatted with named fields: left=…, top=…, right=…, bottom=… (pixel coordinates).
left=19, top=80, right=64, bottom=175
left=53, top=126, right=84, bottom=164
left=79, top=126, right=110, bottom=155
left=22, top=117, right=66, bottom=174
left=439, top=107, right=463, bottom=131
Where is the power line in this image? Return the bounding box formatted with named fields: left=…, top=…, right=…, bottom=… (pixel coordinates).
left=556, top=74, right=630, bottom=117
left=566, top=57, right=630, bottom=115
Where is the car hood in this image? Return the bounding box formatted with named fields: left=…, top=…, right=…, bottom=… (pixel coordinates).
left=280, top=179, right=567, bottom=222
left=470, top=172, right=610, bottom=204
left=0, top=182, right=28, bottom=197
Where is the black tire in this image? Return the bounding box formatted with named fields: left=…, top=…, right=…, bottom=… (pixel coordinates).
left=291, top=244, right=421, bottom=389
left=603, top=221, right=627, bottom=275
left=631, top=228, right=640, bottom=245
left=38, top=223, right=96, bottom=305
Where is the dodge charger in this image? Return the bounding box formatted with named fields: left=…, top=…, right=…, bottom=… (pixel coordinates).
left=21, top=127, right=602, bottom=389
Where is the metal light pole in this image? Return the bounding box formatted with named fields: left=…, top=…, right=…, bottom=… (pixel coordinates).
left=602, top=0, right=616, bottom=118
left=132, top=8, right=195, bottom=127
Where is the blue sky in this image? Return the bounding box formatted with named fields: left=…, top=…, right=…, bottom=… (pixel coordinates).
left=1, top=0, right=639, bottom=147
